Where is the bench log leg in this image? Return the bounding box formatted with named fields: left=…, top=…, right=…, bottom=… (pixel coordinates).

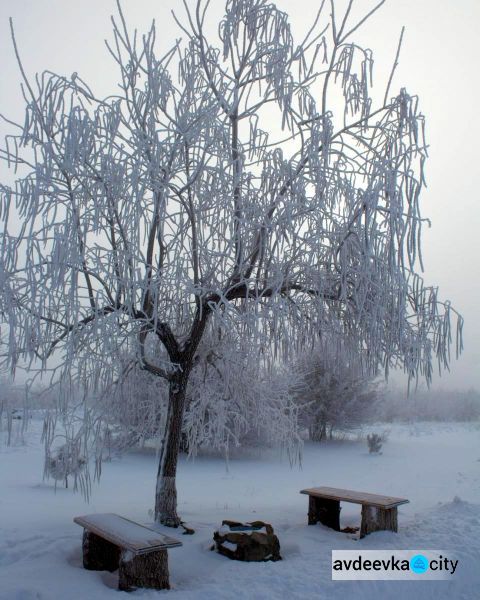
left=82, top=530, right=121, bottom=572
left=308, top=496, right=341, bottom=531
left=118, top=549, right=170, bottom=591
left=360, top=506, right=398, bottom=538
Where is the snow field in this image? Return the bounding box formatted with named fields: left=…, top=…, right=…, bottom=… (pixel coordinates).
left=1, top=420, right=479, bottom=599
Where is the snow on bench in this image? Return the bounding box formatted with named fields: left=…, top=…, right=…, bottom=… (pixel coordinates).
left=73, top=513, right=182, bottom=591
left=300, top=487, right=409, bottom=538
left=74, top=513, right=182, bottom=553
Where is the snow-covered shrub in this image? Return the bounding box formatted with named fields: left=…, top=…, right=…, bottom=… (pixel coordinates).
left=367, top=433, right=383, bottom=454
left=44, top=441, right=86, bottom=488
left=294, top=343, right=380, bottom=441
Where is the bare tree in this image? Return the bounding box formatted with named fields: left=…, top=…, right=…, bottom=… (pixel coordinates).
left=0, top=0, right=462, bottom=526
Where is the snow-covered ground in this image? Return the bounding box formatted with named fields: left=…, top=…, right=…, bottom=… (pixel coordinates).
left=1, top=419, right=479, bottom=599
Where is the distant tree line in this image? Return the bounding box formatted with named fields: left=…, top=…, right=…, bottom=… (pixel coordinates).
left=380, top=388, right=480, bottom=422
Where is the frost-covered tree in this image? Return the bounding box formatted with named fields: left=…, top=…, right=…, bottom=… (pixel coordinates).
left=295, top=341, right=380, bottom=440
left=182, top=325, right=301, bottom=459
left=100, top=356, right=167, bottom=454
left=0, top=0, right=463, bottom=526
left=92, top=322, right=301, bottom=466
left=0, top=379, right=27, bottom=446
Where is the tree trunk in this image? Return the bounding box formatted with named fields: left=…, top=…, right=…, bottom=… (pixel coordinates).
left=154, top=373, right=189, bottom=527
left=153, top=306, right=210, bottom=527
left=310, top=416, right=327, bottom=442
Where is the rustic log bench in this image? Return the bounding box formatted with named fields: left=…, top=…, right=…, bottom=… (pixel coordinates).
left=300, top=487, right=409, bottom=538
left=73, top=513, right=182, bottom=591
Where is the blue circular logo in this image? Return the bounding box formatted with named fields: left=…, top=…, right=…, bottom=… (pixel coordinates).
left=410, top=554, right=429, bottom=574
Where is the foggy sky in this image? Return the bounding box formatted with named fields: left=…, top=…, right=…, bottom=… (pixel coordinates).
left=0, top=0, right=478, bottom=391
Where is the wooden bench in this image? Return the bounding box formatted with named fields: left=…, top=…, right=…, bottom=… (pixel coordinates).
left=73, top=513, right=182, bottom=591
left=300, top=487, right=409, bottom=538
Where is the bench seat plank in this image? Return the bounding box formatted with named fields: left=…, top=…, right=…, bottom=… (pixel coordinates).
left=300, top=487, right=409, bottom=509
left=73, top=513, right=182, bottom=555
